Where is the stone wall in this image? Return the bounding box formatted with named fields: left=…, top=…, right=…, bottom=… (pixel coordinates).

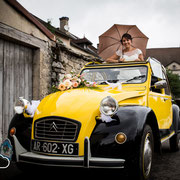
left=39, top=42, right=54, bottom=99
left=51, top=43, right=100, bottom=87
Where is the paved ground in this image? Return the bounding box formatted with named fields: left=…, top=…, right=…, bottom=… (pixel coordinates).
left=151, top=141, right=180, bottom=180
left=0, top=141, right=180, bottom=180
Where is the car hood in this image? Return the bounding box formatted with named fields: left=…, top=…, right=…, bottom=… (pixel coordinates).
left=34, top=87, right=145, bottom=121
left=32, top=87, right=146, bottom=155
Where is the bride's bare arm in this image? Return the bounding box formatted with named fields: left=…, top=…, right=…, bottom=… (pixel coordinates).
left=106, top=54, right=119, bottom=63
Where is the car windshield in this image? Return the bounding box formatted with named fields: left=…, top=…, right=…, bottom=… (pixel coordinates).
left=81, top=66, right=148, bottom=84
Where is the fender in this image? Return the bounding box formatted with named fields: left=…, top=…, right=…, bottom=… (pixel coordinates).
left=172, top=104, right=180, bottom=132
left=8, top=114, right=33, bottom=159
left=90, top=105, right=159, bottom=158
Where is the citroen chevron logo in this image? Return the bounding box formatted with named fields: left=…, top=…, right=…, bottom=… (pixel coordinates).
left=49, top=122, right=58, bottom=132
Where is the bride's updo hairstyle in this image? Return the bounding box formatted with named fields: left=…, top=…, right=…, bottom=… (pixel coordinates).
left=121, top=33, right=133, bottom=43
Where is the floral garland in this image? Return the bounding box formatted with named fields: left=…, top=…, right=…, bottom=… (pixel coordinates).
left=52, top=73, right=97, bottom=92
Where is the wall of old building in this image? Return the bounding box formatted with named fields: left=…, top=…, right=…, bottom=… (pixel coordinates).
left=0, top=0, right=100, bottom=142
left=167, top=62, right=180, bottom=76
left=0, top=0, right=50, bottom=42
left=0, top=0, right=56, bottom=99
left=50, top=43, right=100, bottom=88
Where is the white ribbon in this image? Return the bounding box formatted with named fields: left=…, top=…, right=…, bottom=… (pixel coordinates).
left=26, top=100, right=40, bottom=117
left=105, top=81, right=122, bottom=90
left=101, top=113, right=114, bottom=123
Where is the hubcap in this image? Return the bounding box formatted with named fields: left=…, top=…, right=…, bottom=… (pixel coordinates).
left=143, top=133, right=152, bottom=177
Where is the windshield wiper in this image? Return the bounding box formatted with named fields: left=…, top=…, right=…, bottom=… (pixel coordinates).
left=124, top=75, right=146, bottom=83
left=107, top=80, right=119, bottom=83
left=98, top=80, right=119, bottom=85
left=99, top=81, right=108, bottom=85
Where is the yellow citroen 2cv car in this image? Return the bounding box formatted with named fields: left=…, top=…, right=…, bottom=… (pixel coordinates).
left=7, top=58, right=180, bottom=180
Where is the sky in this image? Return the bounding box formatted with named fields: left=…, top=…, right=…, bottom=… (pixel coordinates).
left=17, top=0, right=180, bottom=49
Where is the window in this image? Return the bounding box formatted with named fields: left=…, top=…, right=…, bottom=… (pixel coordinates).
left=162, top=72, right=171, bottom=95
left=81, top=66, right=148, bottom=84
left=149, top=58, right=163, bottom=79
left=172, top=65, right=176, bottom=70
left=150, top=71, right=171, bottom=95
left=150, top=76, right=161, bottom=93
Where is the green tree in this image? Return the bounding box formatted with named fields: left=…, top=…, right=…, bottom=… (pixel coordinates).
left=166, top=69, right=180, bottom=98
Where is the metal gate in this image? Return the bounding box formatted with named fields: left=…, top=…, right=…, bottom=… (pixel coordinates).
left=0, top=39, right=33, bottom=142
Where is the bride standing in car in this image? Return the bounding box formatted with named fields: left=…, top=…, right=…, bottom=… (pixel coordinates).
left=106, top=33, right=144, bottom=63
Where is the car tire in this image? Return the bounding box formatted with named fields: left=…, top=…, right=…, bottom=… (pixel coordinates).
left=169, top=134, right=179, bottom=152
left=129, top=125, right=154, bottom=180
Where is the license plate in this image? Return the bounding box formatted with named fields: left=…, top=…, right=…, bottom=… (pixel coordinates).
left=31, top=140, right=79, bottom=156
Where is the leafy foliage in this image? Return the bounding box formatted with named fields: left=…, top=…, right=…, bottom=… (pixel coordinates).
left=166, top=69, right=180, bottom=98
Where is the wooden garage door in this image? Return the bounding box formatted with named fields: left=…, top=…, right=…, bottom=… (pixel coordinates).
left=0, top=39, right=33, bottom=141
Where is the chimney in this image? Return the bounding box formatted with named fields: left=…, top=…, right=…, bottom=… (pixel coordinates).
left=59, top=17, right=69, bottom=32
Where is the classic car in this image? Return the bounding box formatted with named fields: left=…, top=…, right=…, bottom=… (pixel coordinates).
left=7, top=57, right=180, bottom=180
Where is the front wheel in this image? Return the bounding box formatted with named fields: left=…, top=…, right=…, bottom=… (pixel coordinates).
left=141, top=125, right=154, bottom=179
left=130, top=125, right=154, bottom=180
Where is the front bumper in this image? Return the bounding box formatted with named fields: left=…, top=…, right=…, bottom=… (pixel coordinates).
left=13, top=135, right=125, bottom=168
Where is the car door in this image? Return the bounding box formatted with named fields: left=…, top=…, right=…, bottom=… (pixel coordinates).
left=148, top=58, right=172, bottom=129
left=148, top=73, right=172, bottom=129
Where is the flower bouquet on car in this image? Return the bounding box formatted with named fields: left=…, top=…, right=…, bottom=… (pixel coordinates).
left=51, top=72, right=97, bottom=93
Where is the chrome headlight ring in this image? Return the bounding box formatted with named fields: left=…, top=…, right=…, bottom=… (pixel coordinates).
left=100, top=96, right=118, bottom=116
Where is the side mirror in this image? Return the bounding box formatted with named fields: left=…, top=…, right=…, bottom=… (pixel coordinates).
left=154, top=80, right=167, bottom=89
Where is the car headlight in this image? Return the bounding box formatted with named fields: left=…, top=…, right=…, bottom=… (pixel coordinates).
left=100, top=96, right=118, bottom=116
left=14, top=97, right=30, bottom=114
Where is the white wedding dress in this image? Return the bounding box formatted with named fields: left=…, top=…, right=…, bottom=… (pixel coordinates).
left=116, top=48, right=142, bottom=61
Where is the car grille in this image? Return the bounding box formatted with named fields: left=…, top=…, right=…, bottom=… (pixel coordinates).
left=34, top=117, right=81, bottom=142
